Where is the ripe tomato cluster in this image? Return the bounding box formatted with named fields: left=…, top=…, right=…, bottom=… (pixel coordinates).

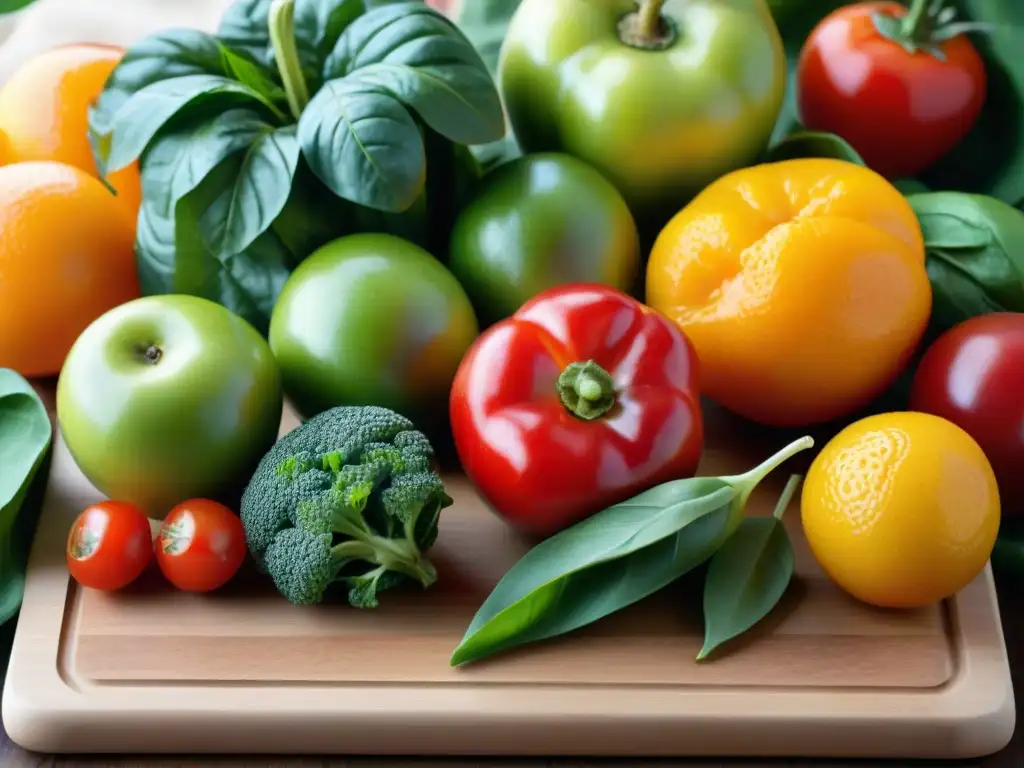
left=66, top=498, right=246, bottom=593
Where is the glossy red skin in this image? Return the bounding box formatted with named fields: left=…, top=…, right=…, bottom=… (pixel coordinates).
left=796, top=1, right=987, bottom=179
left=155, top=499, right=247, bottom=592
left=449, top=283, right=704, bottom=537
left=909, top=313, right=1024, bottom=517
left=66, top=501, right=153, bottom=591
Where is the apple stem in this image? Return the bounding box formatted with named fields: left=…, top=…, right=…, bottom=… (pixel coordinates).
left=619, top=0, right=675, bottom=50
left=637, top=0, right=666, bottom=40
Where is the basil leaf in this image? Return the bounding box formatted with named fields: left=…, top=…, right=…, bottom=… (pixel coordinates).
left=105, top=75, right=279, bottom=173
left=298, top=78, right=426, bottom=212
left=923, top=0, right=1024, bottom=207
left=91, top=29, right=231, bottom=136
left=217, top=0, right=276, bottom=70
left=323, top=3, right=505, bottom=144
left=0, top=370, right=52, bottom=626
left=200, top=125, right=302, bottom=256
left=698, top=516, right=794, bottom=660
left=452, top=0, right=521, bottom=75
left=763, top=130, right=865, bottom=165
left=140, top=109, right=275, bottom=223
left=450, top=478, right=737, bottom=666
left=137, top=155, right=298, bottom=334
left=909, top=191, right=1024, bottom=335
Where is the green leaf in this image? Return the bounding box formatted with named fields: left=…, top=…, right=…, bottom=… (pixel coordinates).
left=0, top=0, right=41, bottom=13
left=697, top=475, right=801, bottom=661
left=992, top=520, right=1024, bottom=580
left=105, top=74, right=279, bottom=173
left=200, top=125, right=302, bottom=256
left=221, top=46, right=287, bottom=104
left=450, top=478, right=738, bottom=667
left=922, top=0, right=1024, bottom=207
left=216, top=0, right=276, bottom=70
left=893, top=178, right=931, bottom=196
left=90, top=29, right=232, bottom=137
left=323, top=2, right=505, bottom=144
left=452, top=0, right=522, bottom=75
left=298, top=78, right=426, bottom=212
left=0, top=370, right=52, bottom=626
left=908, top=191, right=1024, bottom=336
left=764, top=130, right=866, bottom=165
left=139, top=109, right=276, bottom=225
left=136, top=154, right=298, bottom=334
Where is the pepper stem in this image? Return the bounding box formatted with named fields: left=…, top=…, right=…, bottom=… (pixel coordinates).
left=556, top=360, right=617, bottom=421
left=637, top=0, right=666, bottom=40
left=269, top=0, right=310, bottom=121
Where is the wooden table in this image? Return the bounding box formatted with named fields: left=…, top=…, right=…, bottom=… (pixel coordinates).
left=1, top=574, right=1022, bottom=767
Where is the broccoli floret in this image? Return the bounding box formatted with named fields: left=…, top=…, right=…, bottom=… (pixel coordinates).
left=240, top=405, right=452, bottom=609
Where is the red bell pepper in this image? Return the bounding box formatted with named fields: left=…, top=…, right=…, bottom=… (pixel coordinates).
left=449, top=283, right=704, bottom=537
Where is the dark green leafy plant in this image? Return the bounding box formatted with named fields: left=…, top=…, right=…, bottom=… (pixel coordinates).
left=90, top=0, right=506, bottom=333
left=698, top=473, right=800, bottom=660
left=908, top=191, right=1024, bottom=337
left=0, top=369, right=52, bottom=626
left=450, top=436, right=814, bottom=667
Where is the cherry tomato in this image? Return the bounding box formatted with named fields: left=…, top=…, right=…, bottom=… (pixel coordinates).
left=155, top=499, right=246, bottom=592
left=909, top=313, right=1024, bottom=517
left=66, top=501, right=154, bottom=591
left=796, top=1, right=987, bottom=179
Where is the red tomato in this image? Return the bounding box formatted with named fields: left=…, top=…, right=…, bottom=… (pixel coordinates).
left=796, top=0, right=987, bottom=179
left=909, top=313, right=1024, bottom=517
left=66, top=501, right=154, bottom=591
left=155, top=499, right=246, bottom=592
left=449, top=283, right=704, bottom=537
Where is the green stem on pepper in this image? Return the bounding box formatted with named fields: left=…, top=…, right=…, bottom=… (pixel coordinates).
left=269, top=0, right=310, bottom=121
left=556, top=360, right=618, bottom=420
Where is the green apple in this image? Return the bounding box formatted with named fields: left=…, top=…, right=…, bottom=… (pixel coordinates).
left=57, top=295, right=284, bottom=518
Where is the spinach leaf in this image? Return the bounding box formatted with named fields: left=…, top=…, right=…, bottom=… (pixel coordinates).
left=451, top=436, right=815, bottom=666
left=698, top=474, right=800, bottom=661
left=908, top=191, right=1024, bottom=336
left=763, top=130, right=865, bottom=165
left=0, top=370, right=52, bottom=626
left=301, top=1, right=504, bottom=211
left=452, top=0, right=521, bottom=75
left=450, top=480, right=737, bottom=666
left=105, top=75, right=284, bottom=173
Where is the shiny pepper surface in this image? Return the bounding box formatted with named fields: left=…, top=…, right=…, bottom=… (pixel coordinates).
left=646, top=158, right=932, bottom=428
left=449, top=283, right=704, bottom=537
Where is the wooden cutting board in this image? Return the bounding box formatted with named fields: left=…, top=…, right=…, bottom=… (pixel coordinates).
left=1, top=394, right=1015, bottom=759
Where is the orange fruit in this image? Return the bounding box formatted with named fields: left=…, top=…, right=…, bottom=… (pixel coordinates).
left=645, top=157, right=932, bottom=428
left=0, top=161, right=140, bottom=378
left=801, top=411, right=1000, bottom=609
left=0, top=43, right=141, bottom=220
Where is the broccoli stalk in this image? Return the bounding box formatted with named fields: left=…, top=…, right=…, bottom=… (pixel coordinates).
left=240, top=406, right=452, bottom=609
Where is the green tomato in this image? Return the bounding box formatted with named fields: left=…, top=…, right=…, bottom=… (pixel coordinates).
left=448, top=153, right=641, bottom=326
left=269, top=233, right=479, bottom=430
left=498, top=0, right=787, bottom=230
left=56, top=295, right=284, bottom=518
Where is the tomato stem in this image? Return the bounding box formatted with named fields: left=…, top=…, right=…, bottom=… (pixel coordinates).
left=268, top=0, right=310, bottom=121
left=556, top=360, right=617, bottom=420
left=900, top=0, right=933, bottom=40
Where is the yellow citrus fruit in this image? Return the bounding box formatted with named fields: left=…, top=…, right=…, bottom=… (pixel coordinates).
left=801, top=411, right=1000, bottom=609
left=0, top=161, right=139, bottom=378
left=0, top=43, right=141, bottom=222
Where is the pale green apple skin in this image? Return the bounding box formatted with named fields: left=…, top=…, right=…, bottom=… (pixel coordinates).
left=56, top=295, right=284, bottom=518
